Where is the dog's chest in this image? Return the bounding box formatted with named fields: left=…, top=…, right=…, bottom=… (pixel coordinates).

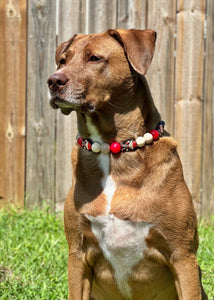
left=85, top=117, right=152, bottom=296
left=87, top=214, right=152, bottom=297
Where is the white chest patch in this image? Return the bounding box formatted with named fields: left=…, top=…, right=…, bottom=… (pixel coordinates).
left=87, top=214, right=152, bottom=298
left=97, top=154, right=116, bottom=214
left=85, top=117, right=152, bottom=297
left=86, top=116, right=116, bottom=213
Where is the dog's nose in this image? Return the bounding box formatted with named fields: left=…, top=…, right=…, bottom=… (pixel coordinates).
left=47, top=73, right=68, bottom=90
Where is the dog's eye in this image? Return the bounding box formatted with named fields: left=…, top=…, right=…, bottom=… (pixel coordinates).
left=89, top=55, right=102, bottom=62
left=59, top=58, right=66, bottom=65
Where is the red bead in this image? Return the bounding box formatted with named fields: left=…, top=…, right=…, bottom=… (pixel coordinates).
left=132, top=141, right=137, bottom=148
left=77, top=137, right=83, bottom=146
left=86, top=141, right=91, bottom=150
left=110, top=142, right=121, bottom=153
left=149, top=129, right=159, bottom=140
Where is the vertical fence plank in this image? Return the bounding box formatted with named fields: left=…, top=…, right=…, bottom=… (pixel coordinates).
left=202, top=0, right=214, bottom=216
left=58, top=0, right=86, bottom=39
left=26, top=0, right=56, bottom=209
left=55, top=0, right=86, bottom=211
left=55, top=0, right=117, bottom=211
left=0, top=0, right=26, bottom=207
left=0, top=1, right=212, bottom=218
left=146, top=0, right=176, bottom=134
left=87, top=0, right=117, bottom=33
left=175, top=0, right=205, bottom=215
left=117, top=0, right=147, bottom=29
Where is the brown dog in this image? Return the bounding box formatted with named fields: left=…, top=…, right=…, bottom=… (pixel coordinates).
left=47, top=29, right=208, bottom=300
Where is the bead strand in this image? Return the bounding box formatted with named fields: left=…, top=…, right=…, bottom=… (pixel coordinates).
left=76, top=124, right=164, bottom=154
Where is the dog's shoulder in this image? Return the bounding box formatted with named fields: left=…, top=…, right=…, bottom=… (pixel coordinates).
left=157, top=136, right=177, bottom=151
left=143, top=136, right=186, bottom=187
left=148, top=136, right=179, bottom=166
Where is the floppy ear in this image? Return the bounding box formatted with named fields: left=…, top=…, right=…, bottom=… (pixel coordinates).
left=108, top=29, right=156, bottom=75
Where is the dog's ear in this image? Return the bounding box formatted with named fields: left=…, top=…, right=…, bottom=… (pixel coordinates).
left=108, top=29, right=156, bottom=75
left=55, top=35, right=77, bottom=65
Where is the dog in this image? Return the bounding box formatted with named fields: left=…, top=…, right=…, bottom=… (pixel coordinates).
left=47, top=29, right=208, bottom=300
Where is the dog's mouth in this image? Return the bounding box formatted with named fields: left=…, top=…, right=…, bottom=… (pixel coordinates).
left=49, top=97, right=75, bottom=115
left=49, top=95, right=96, bottom=115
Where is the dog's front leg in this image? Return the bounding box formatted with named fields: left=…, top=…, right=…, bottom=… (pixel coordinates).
left=170, top=254, right=208, bottom=300
left=67, top=251, right=93, bottom=300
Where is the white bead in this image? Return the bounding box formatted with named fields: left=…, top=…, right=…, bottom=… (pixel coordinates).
left=100, top=143, right=110, bottom=154
left=129, top=141, right=134, bottom=150
left=136, top=136, right=145, bottom=147
left=92, top=142, right=101, bottom=153
left=144, top=133, right=153, bottom=144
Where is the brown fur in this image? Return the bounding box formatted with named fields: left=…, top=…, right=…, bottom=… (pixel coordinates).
left=48, top=29, right=208, bottom=300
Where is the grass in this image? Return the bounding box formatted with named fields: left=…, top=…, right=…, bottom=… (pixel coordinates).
left=0, top=206, right=68, bottom=300
left=0, top=206, right=213, bottom=300
left=197, top=217, right=214, bottom=299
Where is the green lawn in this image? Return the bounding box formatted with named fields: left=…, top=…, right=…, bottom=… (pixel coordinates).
left=197, top=217, right=214, bottom=299
left=0, top=207, right=213, bottom=299
left=0, top=207, right=68, bottom=300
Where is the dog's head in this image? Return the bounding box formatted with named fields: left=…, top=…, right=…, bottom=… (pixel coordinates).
left=47, top=29, right=156, bottom=115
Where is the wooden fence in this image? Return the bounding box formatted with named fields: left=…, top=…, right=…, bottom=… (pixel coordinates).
left=0, top=0, right=213, bottom=217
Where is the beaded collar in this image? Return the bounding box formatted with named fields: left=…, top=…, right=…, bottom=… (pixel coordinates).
left=76, top=121, right=165, bottom=154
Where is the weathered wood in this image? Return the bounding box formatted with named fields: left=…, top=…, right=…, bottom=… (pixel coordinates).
left=1, top=0, right=213, bottom=218
left=55, top=0, right=87, bottom=211
left=117, top=0, right=147, bottom=29
left=58, top=0, right=86, bottom=39
left=55, top=0, right=117, bottom=211
left=202, top=0, right=214, bottom=216
left=87, top=0, right=117, bottom=33
left=146, top=0, right=176, bottom=135
left=26, top=0, right=56, bottom=210
left=0, top=0, right=26, bottom=207
left=175, top=0, right=205, bottom=215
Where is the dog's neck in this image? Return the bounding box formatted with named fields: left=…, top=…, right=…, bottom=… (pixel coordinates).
left=76, top=76, right=161, bottom=144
